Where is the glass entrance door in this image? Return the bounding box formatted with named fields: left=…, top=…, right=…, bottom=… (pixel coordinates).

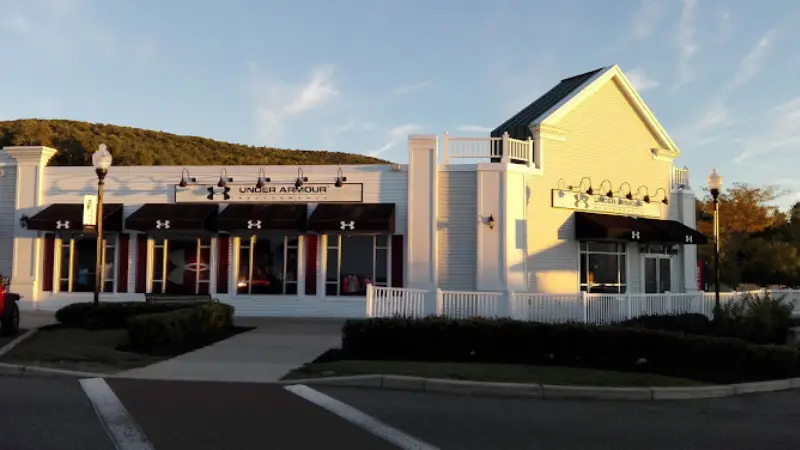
left=644, top=256, right=672, bottom=293
left=151, top=236, right=211, bottom=294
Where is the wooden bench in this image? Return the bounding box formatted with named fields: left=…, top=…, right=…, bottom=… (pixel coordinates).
left=144, top=293, right=218, bottom=304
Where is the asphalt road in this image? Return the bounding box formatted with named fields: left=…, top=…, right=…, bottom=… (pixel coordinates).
left=0, top=376, right=114, bottom=450
left=3, top=375, right=800, bottom=449
left=319, top=386, right=800, bottom=450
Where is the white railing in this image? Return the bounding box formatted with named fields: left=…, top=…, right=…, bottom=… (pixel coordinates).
left=365, top=285, right=800, bottom=324
left=441, top=132, right=534, bottom=166
left=673, top=166, right=689, bottom=188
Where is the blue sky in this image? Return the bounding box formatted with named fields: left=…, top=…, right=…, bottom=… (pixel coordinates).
left=2, top=0, right=799, bottom=208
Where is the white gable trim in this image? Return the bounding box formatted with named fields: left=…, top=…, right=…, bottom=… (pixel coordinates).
left=532, top=65, right=681, bottom=156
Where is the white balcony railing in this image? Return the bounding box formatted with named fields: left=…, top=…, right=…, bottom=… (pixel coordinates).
left=673, top=166, right=689, bottom=188
left=441, top=132, right=535, bottom=166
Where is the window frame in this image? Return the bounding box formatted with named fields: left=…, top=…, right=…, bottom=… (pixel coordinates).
left=235, top=234, right=300, bottom=296
left=55, top=233, right=118, bottom=294
left=579, top=241, right=628, bottom=294
left=324, top=234, right=392, bottom=297
left=149, top=235, right=212, bottom=294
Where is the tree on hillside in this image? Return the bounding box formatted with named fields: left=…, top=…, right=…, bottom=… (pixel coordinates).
left=695, top=183, right=789, bottom=288
left=0, top=119, right=391, bottom=166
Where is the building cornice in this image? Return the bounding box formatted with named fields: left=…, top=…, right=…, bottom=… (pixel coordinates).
left=530, top=125, right=567, bottom=141
left=651, top=147, right=678, bottom=162
left=3, top=146, right=58, bottom=166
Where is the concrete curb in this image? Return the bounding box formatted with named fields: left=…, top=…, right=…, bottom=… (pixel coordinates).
left=278, top=374, right=800, bottom=401
left=0, top=361, right=108, bottom=378
left=0, top=328, right=38, bottom=358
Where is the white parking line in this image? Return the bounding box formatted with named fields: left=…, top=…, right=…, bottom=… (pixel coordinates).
left=79, top=377, right=155, bottom=450
left=285, top=384, right=440, bottom=450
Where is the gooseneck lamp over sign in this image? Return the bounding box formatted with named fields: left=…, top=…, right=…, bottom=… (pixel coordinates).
left=707, top=167, right=723, bottom=319
left=92, top=144, right=113, bottom=307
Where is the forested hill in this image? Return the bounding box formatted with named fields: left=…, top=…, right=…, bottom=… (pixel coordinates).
left=0, top=119, right=390, bottom=166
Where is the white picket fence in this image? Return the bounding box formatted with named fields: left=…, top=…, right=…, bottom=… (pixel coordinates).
left=365, top=285, right=800, bottom=324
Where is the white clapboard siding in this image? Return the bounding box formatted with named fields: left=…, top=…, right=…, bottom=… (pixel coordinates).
left=437, top=171, right=477, bottom=290
left=0, top=162, right=17, bottom=277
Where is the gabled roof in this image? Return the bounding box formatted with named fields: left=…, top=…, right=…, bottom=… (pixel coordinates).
left=490, top=65, right=680, bottom=155
left=490, top=68, right=604, bottom=139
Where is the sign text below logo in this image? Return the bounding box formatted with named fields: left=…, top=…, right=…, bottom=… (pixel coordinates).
left=175, top=183, right=363, bottom=203
left=550, top=189, right=662, bottom=218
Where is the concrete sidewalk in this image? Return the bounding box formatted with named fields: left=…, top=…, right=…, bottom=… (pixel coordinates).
left=117, top=318, right=343, bottom=383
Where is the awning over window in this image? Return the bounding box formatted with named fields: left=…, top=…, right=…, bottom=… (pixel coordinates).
left=308, top=203, right=395, bottom=233
left=125, top=204, right=218, bottom=232
left=574, top=212, right=708, bottom=245
left=217, top=204, right=308, bottom=232
left=26, top=203, right=124, bottom=232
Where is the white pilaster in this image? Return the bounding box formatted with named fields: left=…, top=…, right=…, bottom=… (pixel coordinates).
left=406, top=135, right=438, bottom=291
left=475, top=166, right=504, bottom=292
left=675, top=186, right=699, bottom=292
left=5, top=146, right=58, bottom=307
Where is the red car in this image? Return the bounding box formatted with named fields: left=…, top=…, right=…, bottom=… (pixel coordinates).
left=0, top=281, right=20, bottom=336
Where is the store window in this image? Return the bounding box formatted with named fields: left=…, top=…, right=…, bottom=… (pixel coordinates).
left=325, top=235, right=390, bottom=296
left=236, top=233, right=299, bottom=295
left=151, top=236, right=211, bottom=295
left=58, top=234, right=116, bottom=293
left=579, top=241, right=627, bottom=294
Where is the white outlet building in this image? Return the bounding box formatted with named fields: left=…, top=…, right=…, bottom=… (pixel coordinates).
left=0, top=65, right=705, bottom=317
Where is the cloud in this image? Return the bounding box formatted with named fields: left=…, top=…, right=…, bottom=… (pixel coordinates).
left=626, top=68, right=660, bottom=92
left=716, top=9, right=732, bottom=43
left=726, top=28, right=778, bottom=91
left=368, top=123, right=423, bottom=157
left=696, top=101, right=730, bottom=130
left=456, top=125, right=493, bottom=133
left=735, top=97, right=800, bottom=163
left=631, top=0, right=665, bottom=40
left=388, top=81, right=431, bottom=97
left=249, top=65, right=340, bottom=144
left=674, top=0, right=699, bottom=88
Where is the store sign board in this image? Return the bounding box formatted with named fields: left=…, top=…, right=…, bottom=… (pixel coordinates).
left=551, top=189, right=662, bottom=218
left=175, top=183, right=364, bottom=203
left=83, top=195, right=98, bottom=226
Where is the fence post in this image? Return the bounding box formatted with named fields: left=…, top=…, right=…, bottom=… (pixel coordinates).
left=501, top=132, right=510, bottom=163
left=526, top=137, right=533, bottom=167
left=506, top=291, right=515, bottom=319
left=365, top=284, right=374, bottom=317
left=581, top=291, right=589, bottom=323
left=441, top=132, right=450, bottom=164
left=665, top=291, right=673, bottom=314
left=625, top=292, right=632, bottom=321
left=436, top=288, right=444, bottom=316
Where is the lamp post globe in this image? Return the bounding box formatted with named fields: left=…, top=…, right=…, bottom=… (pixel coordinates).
left=707, top=168, right=723, bottom=319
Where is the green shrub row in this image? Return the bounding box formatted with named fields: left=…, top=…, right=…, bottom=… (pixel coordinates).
left=126, top=303, right=234, bottom=350
left=56, top=301, right=205, bottom=329
left=342, top=317, right=800, bottom=383
left=619, top=293, right=796, bottom=345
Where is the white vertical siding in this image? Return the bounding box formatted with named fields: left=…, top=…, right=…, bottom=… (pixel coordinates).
left=0, top=160, right=16, bottom=277
left=437, top=171, right=477, bottom=290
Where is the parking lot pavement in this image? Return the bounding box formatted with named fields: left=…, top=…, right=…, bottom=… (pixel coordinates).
left=318, top=386, right=800, bottom=450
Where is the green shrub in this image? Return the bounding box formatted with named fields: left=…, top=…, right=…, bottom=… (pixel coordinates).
left=341, top=317, right=800, bottom=383
left=56, top=301, right=207, bottom=329
left=620, top=294, right=796, bottom=345
left=619, top=313, right=714, bottom=336
left=126, top=303, right=234, bottom=350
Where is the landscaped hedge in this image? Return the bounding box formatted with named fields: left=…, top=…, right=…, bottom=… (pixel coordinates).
left=619, top=293, right=796, bottom=345
left=56, top=301, right=206, bottom=329
left=126, top=303, right=234, bottom=350
left=341, top=317, right=800, bottom=383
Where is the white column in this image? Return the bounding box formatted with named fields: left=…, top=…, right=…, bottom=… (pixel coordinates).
left=4, top=146, right=58, bottom=307
left=675, top=186, right=699, bottom=292
left=475, top=166, right=504, bottom=291
left=406, top=135, right=438, bottom=291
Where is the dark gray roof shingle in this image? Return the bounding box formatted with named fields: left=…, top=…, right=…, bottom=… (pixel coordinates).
left=490, top=68, right=605, bottom=139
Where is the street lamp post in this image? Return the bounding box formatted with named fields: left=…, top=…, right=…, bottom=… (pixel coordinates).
left=707, top=168, right=723, bottom=319
left=92, top=144, right=113, bottom=307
